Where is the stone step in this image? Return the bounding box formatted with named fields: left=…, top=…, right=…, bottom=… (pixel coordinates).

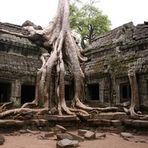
left=92, top=112, right=128, bottom=120
left=124, top=119, right=148, bottom=127
left=0, top=119, right=24, bottom=127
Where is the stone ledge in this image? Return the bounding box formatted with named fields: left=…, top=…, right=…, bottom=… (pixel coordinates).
left=0, top=120, right=24, bottom=127
left=48, top=115, right=79, bottom=121
left=124, top=119, right=148, bottom=127
left=91, top=112, right=128, bottom=120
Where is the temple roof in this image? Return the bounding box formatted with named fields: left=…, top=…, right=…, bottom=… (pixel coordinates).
left=86, top=22, right=148, bottom=53
left=0, top=22, right=37, bottom=48
left=0, top=22, right=41, bottom=77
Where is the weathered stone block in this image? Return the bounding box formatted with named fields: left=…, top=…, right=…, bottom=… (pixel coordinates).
left=44, top=132, right=55, bottom=138
left=56, top=139, right=79, bottom=148
left=56, top=124, right=67, bottom=133
left=57, top=133, right=73, bottom=141
left=95, top=133, right=106, bottom=139
left=78, top=129, right=88, bottom=136
left=84, top=131, right=95, bottom=140
left=0, top=135, right=5, bottom=145
left=120, top=132, right=133, bottom=138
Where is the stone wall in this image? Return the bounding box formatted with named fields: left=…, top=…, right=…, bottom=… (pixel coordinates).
left=84, top=22, right=148, bottom=108
left=0, top=22, right=42, bottom=105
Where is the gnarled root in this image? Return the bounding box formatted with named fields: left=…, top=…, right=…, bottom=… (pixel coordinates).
left=0, top=108, right=48, bottom=119
left=21, top=102, right=38, bottom=109
left=0, top=102, right=13, bottom=113
left=94, top=106, right=118, bottom=112
left=75, top=99, right=93, bottom=111
left=129, top=106, right=142, bottom=119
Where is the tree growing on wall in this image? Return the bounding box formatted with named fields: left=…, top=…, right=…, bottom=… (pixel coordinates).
left=0, top=0, right=93, bottom=117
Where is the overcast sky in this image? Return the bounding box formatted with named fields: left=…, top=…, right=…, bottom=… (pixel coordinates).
left=0, top=0, right=148, bottom=29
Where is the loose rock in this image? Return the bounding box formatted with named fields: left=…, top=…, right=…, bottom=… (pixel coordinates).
left=120, top=132, right=133, bottom=139
left=67, top=132, right=84, bottom=142
left=95, top=133, right=106, bottom=139
left=56, top=125, right=67, bottom=133
left=57, top=133, right=73, bottom=140
left=0, top=135, right=5, bottom=145
left=84, top=131, right=95, bottom=140
left=44, top=132, right=55, bottom=138
left=56, top=139, right=79, bottom=148
left=78, top=129, right=88, bottom=137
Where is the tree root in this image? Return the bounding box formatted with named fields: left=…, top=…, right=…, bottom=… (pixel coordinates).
left=0, top=108, right=48, bottom=119
left=75, top=99, right=93, bottom=111
left=94, top=106, right=118, bottom=112
left=21, top=102, right=38, bottom=109
left=0, top=102, right=13, bottom=113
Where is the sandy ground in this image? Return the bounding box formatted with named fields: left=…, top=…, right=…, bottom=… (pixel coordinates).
left=0, top=131, right=148, bottom=148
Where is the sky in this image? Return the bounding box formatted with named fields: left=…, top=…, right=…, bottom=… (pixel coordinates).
left=0, top=0, right=148, bottom=29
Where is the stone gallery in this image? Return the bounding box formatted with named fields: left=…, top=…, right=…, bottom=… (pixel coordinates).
left=0, top=21, right=148, bottom=111
left=0, top=0, right=148, bottom=147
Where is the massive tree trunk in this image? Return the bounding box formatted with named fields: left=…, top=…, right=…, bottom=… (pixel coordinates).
left=0, top=0, right=120, bottom=119
left=128, top=69, right=141, bottom=118
left=21, top=0, right=93, bottom=116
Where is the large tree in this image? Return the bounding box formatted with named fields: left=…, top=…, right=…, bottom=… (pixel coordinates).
left=0, top=0, right=93, bottom=118
left=70, top=0, right=111, bottom=48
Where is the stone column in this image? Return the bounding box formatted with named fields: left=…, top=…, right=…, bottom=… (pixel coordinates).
left=99, top=80, right=104, bottom=103
left=10, top=79, right=21, bottom=106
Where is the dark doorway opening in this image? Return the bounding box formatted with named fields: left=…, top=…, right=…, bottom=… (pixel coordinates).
left=65, top=85, right=73, bottom=101
left=87, top=84, right=99, bottom=100
left=120, top=83, right=131, bottom=102
left=0, top=82, right=11, bottom=103
left=21, top=85, right=35, bottom=104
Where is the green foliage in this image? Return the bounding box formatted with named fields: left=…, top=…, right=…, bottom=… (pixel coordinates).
left=70, top=0, right=111, bottom=48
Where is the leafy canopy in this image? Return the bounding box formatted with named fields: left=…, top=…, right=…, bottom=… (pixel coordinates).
left=70, top=0, right=111, bottom=48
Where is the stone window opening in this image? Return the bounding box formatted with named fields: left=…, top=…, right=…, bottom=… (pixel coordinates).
left=0, top=82, right=11, bottom=103
left=21, top=84, right=35, bottom=104
left=120, top=83, right=131, bottom=103
left=65, top=84, right=74, bottom=101
left=87, top=83, right=100, bottom=100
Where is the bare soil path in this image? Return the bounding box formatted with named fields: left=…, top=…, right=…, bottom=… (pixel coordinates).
left=1, top=131, right=148, bottom=148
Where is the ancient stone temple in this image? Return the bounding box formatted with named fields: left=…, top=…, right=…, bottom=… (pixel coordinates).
left=0, top=22, right=41, bottom=105
left=84, top=22, right=148, bottom=109
left=0, top=21, right=148, bottom=110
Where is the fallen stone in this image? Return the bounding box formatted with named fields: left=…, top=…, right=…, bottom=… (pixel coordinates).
left=133, top=120, right=148, bottom=127
left=78, top=129, right=88, bottom=137
left=95, top=133, right=106, bottom=139
left=19, top=129, right=28, bottom=134
left=84, top=131, right=95, bottom=140
left=57, top=133, right=73, bottom=140
left=0, top=119, right=24, bottom=127
left=37, top=135, right=47, bottom=140
left=44, top=132, right=55, bottom=138
left=67, top=132, right=84, bottom=142
left=56, top=125, right=67, bottom=133
left=120, top=132, right=133, bottom=139
left=56, top=139, right=79, bottom=148
left=0, top=135, right=5, bottom=145
left=26, top=129, right=40, bottom=135
left=135, top=139, right=147, bottom=143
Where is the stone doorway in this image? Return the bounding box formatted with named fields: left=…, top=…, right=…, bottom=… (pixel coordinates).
left=65, top=85, right=74, bottom=101
left=87, top=83, right=99, bottom=100
left=0, top=82, right=11, bottom=103
left=120, top=83, right=131, bottom=103
left=21, top=84, right=35, bottom=104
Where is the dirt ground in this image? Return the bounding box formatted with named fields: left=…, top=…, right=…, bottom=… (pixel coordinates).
left=1, top=131, right=148, bottom=148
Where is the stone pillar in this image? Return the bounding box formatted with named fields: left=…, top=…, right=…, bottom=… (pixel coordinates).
left=116, top=83, right=120, bottom=104
left=99, top=80, right=104, bottom=103
left=10, top=79, right=21, bottom=106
